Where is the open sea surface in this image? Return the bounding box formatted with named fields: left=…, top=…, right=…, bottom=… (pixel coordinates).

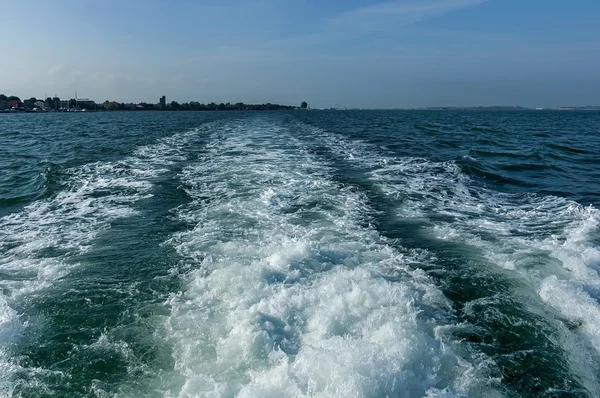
left=1, top=110, right=599, bottom=397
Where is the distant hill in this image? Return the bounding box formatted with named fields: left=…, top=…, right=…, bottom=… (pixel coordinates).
left=422, top=106, right=600, bottom=111
left=423, top=106, right=531, bottom=111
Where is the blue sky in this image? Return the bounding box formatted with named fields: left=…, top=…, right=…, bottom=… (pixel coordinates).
left=1, top=0, right=599, bottom=108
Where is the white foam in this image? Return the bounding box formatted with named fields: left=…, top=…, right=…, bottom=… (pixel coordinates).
left=306, top=125, right=600, bottom=391
left=429, top=192, right=600, bottom=363
left=158, top=119, right=498, bottom=397
left=0, top=127, right=205, bottom=388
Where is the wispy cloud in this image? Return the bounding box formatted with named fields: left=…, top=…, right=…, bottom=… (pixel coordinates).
left=329, top=0, right=489, bottom=31
left=266, top=0, right=488, bottom=50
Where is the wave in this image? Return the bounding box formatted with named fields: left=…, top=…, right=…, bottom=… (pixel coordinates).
left=155, top=118, right=499, bottom=397
left=546, top=143, right=591, bottom=155
left=0, top=127, right=203, bottom=393
left=296, top=121, right=600, bottom=396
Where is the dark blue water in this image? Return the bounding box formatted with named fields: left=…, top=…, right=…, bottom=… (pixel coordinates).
left=1, top=111, right=599, bottom=397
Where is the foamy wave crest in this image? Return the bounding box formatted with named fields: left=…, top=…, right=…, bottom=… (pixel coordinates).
left=157, top=119, right=499, bottom=397
left=304, top=124, right=600, bottom=392
left=0, top=127, right=203, bottom=388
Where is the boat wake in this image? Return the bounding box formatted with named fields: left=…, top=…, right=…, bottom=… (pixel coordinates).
left=155, top=118, right=500, bottom=397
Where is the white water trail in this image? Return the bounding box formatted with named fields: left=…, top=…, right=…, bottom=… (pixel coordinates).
left=157, top=119, right=500, bottom=398
left=0, top=127, right=204, bottom=393
left=305, top=123, right=600, bottom=393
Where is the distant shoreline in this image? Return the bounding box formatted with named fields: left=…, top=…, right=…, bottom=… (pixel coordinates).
left=0, top=108, right=301, bottom=114
left=418, top=106, right=600, bottom=111
left=2, top=107, right=600, bottom=114
left=0, top=94, right=305, bottom=113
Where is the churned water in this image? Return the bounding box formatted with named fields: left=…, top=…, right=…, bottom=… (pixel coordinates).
left=0, top=110, right=599, bottom=397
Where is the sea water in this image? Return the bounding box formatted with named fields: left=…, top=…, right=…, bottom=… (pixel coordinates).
left=0, top=110, right=599, bottom=397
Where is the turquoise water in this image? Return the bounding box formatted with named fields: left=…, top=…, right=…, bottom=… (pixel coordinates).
left=1, top=111, right=599, bottom=397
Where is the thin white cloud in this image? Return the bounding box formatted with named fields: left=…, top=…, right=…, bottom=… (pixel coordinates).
left=329, top=0, right=489, bottom=31
left=266, top=0, right=488, bottom=50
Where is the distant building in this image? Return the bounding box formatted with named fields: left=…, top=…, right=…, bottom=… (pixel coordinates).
left=160, top=96, right=166, bottom=109
left=34, top=100, right=46, bottom=110
left=8, top=100, right=22, bottom=108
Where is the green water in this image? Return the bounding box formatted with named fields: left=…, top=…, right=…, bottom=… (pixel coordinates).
left=1, top=111, right=599, bottom=397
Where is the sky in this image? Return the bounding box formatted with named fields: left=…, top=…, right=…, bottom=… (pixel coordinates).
left=1, top=0, right=599, bottom=108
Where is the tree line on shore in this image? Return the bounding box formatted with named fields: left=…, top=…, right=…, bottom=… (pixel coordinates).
left=152, top=101, right=298, bottom=111
left=0, top=94, right=50, bottom=110
left=1, top=94, right=306, bottom=112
